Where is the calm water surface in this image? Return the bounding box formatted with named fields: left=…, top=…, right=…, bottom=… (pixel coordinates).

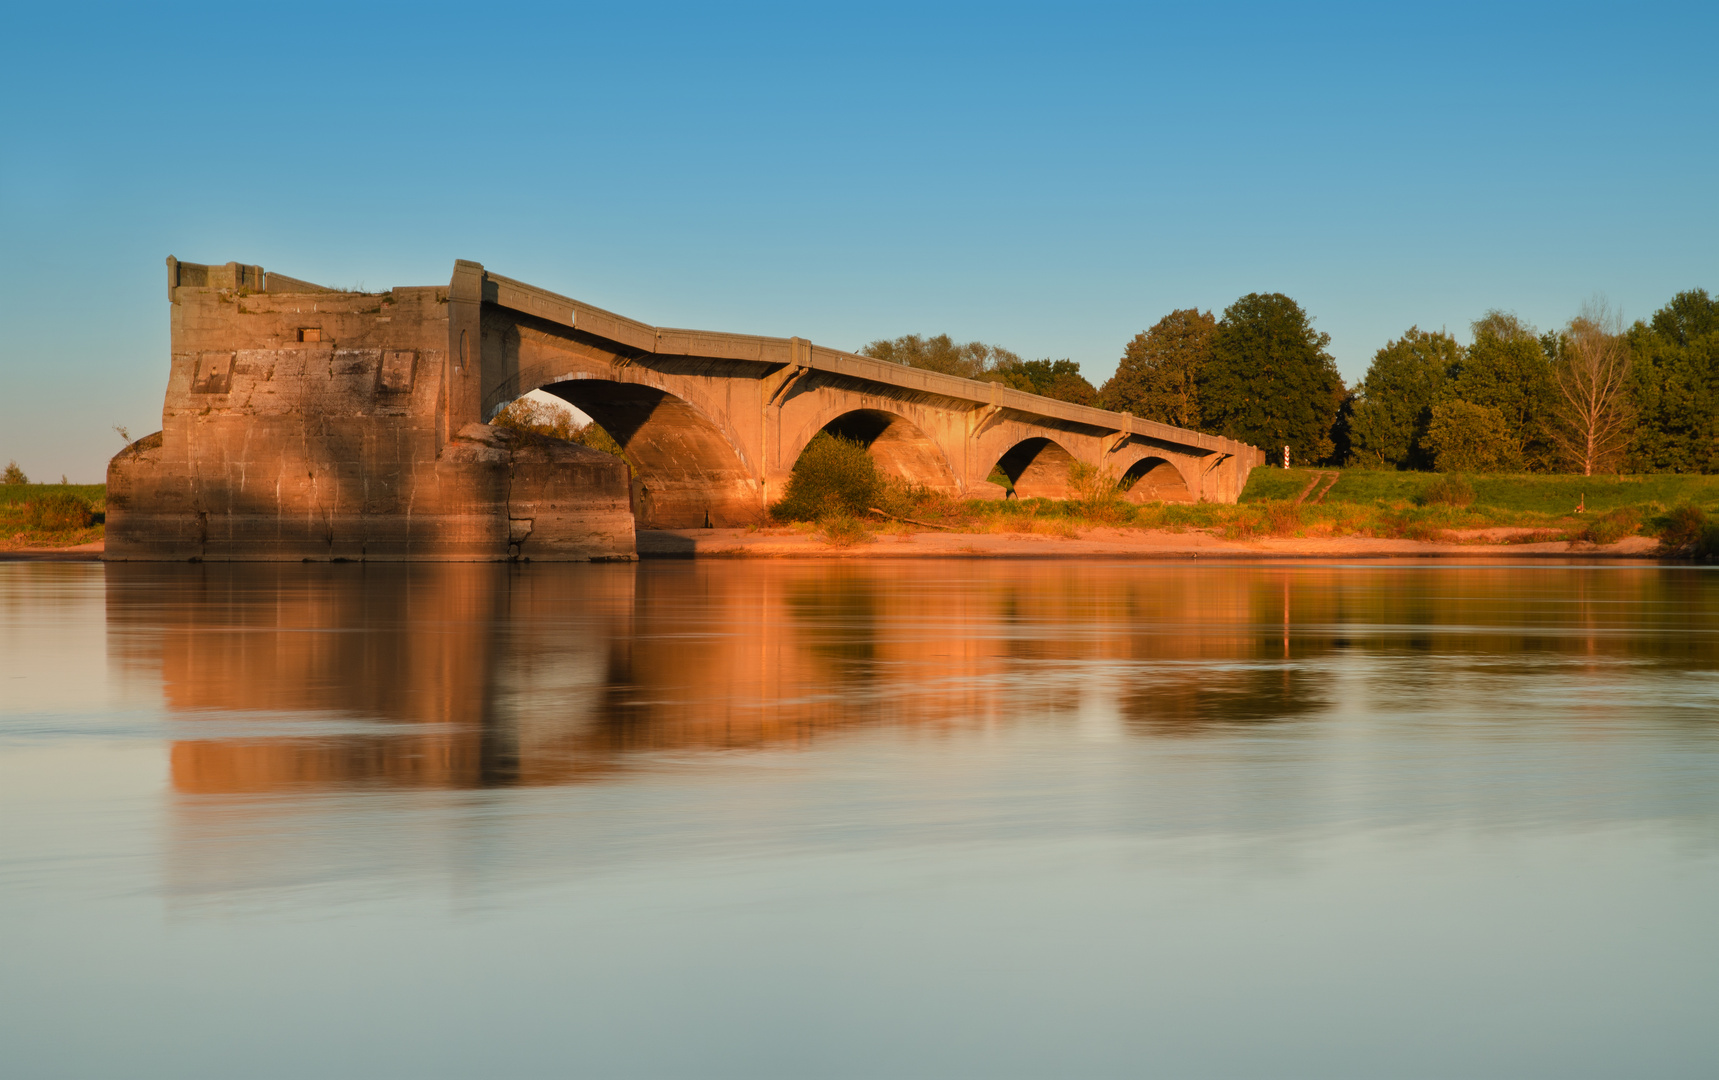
left=2, top=560, right=1717, bottom=1078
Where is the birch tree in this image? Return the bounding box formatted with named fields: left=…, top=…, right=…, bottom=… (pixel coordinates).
left=1552, top=301, right=1636, bottom=476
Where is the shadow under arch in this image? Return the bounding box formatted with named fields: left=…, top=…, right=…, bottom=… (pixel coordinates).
left=807, top=409, right=960, bottom=492
left=533, top=379, right=758, bottom=528
left=1118, top=456, right=1195, bottom=503
left=992, top=437, right=1078, bottom=499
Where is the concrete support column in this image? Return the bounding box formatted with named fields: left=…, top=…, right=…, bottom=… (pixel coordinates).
left=444, top=260, right=485, bottom=449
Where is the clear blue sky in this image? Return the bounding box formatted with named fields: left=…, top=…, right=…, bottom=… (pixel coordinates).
left=2, top=1, right=1713, bottom=480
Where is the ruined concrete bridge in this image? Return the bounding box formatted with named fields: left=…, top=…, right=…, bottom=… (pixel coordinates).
left=455, top=261, right=1263, bottom=526
left=106, top=258, right=1262, bottom=562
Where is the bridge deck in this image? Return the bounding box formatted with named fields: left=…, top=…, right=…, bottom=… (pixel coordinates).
left=477, top=264, right=1262, bottom=464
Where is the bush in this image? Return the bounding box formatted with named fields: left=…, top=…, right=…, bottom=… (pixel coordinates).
left=1658, top=505, right=1715, bottom=556
left=26, top=492, right=96, bottom=530
left=1266, top=502, right=1302, bottom=536
left=2, top=461, right=25, bottom=485
left=818, top=512, right=874, bottom=547
left=1576, top=506, right=1641, bottom=546
left=1420, top=474, right=1475, bottom=507
left=772, top=433, right=881, bottom=522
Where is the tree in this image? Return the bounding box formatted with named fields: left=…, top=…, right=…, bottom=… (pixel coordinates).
left=1452, top=311, right=1557, bottom=470
left=1628, top=289, right=1719, bottom=473
left=1424, top=400, right=1513, bottom=472
left=859, top=333, right=1096, bottom=404
left=1100, top=308, right=1215, bottom=427
left=1199, top=293, right=1344, bottom=463
left=1550, top=302, right=1635, bottom=476
left=492, top=393, right=626, bottom=458
left=860, top=334, right=1023, bottom=379
left=2, top=461, right=25, bottom=485
left=1347, top=328, right=1462, bottom=469
left=991, top=357, right=1099, bottom=406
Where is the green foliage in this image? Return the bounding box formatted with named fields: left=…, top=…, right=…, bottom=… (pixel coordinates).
left=1420, top=474, right=1475, bottom=507
left=1452, top=312, right=1558, bottom=470
left=860, top=334, right=1023, bottom=379
left=1626, top=289, right=1719, bottom=474
left=1265, top=502, right=1303, bottom=535
left=24, top=492, right=96, bottom=530
left=493, top=394, right=627, bottom=458
left=990, top=357, right=1099, bottom=406
left=2, top=461, right=25, bottom=485
left=861, top=334, right=1099, bottom=405
left=1200, top=293, right=1345, bottom=464
left=1657, top=505, right=1719, bottom=557
left=1100, top=308, right=1215, bottom=427
left=1575, top=506, right=1641, bottom=546
left=772, top=433, right=882, bottom=522
left=1348, top=328, right=1461, bottom=469
left=1424, top=400, right=1513, bottom=472
left=817, top=512, right=875, bottom=547
left=1238, top=467, right=1320, bottom=502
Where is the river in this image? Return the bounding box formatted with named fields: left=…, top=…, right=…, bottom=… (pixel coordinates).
left=2, top=560, right=1716, bottom=1078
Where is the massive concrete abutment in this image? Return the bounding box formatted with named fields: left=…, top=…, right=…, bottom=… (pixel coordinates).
left=107, top=258, right=1264, bottom=560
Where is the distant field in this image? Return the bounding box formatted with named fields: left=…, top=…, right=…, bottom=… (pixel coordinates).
left=1241, top=468, right=1719, bottom=513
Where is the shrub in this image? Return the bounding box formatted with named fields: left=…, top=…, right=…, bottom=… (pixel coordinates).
left=1576, top=506, right=1641, bottom=546
left=1266, top=502, right=1302, bottom=536
left=2, top=461, right=25, bottom=485
left=26, top=492, right=95, bottom=530
left=1223, top=510, right=1264, bottom=541
left=1420, top=474, right=1475, bottom=507
left=818, top=512, right=874, bottom=547
left=1659, top=505, right=1707, bottom=551
left=772, top=433, right=881, bottom=522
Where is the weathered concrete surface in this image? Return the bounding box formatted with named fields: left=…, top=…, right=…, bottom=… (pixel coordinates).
left=467, top=262, right=1264, bottom=525
left=110, top=256, right=1264, bottom=559
left=108, top=261, right=633, bottom=561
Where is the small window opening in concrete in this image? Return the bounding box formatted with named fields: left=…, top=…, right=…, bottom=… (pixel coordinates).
left=298, top=328, right=322, bottom=343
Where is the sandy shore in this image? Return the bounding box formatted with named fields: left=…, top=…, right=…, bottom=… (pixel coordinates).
left=638, top=527, right=1667, bottom=560
left=1, top=532, right=1668, bottom=562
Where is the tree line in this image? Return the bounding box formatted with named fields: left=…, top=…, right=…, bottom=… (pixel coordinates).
left=865, top=287, right=1717, bottom=475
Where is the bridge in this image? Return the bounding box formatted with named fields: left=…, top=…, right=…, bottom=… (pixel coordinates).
left=107, top=257, right=1262, bottom=562
left=452, top=260, right=1264, bottom=526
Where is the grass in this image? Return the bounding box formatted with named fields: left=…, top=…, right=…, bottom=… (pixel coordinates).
left=14, top=468, right=1717, bottom=555
left=0, top=484, right=107, bottom=549
left=1253, top=467, right=1719, bottom=515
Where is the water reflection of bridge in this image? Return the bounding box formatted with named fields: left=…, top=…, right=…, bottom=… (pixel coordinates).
left=102, top=563, right=1709, bottom=796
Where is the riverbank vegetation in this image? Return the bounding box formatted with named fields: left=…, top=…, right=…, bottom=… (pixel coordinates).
left=764, top=439, right=1719, bottom=555
left=0, top=482, right=106, bottom=549
left=874, top=288, right=1716, bottom=480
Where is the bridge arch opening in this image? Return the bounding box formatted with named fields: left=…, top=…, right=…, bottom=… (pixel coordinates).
left=530, top=379, right=758, bottom=528
left=991, top=437, right=1078, bottom=499
left=808, top=409, right=959, bottom=492
left=1118, top=456, right=1194, bottom=503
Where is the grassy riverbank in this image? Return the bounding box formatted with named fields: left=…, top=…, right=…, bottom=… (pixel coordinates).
left=0, top=485, right=106, bottom=550
left=789, top=468, right=1719, bottom=554
left=5, top=470, right=1717, bottom=556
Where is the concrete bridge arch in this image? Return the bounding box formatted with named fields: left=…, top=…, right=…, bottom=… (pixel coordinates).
left=782, top=404, right=963, bottom=495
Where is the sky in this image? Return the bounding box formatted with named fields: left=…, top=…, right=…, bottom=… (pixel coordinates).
left=1, top=1, right=1713, bottom=481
